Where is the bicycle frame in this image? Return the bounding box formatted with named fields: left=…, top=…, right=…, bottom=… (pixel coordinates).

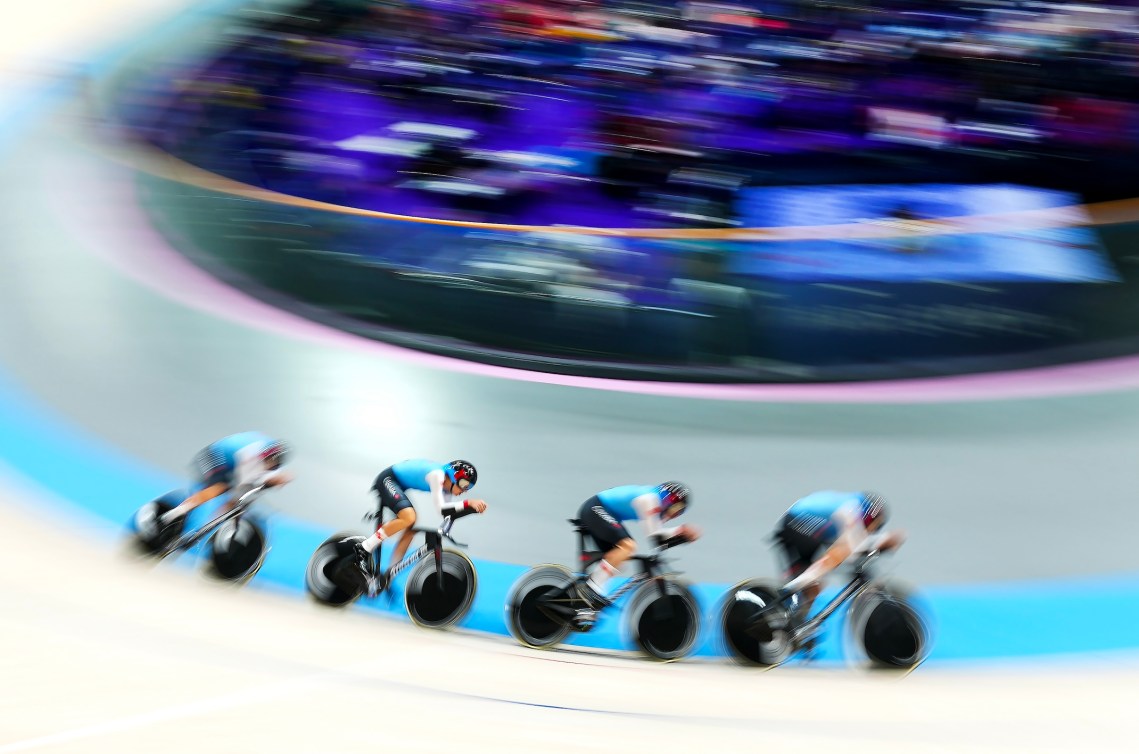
left=790, top=552, right=883, bottom=641
left=569, top=519, right=678, bottom=608
left=592, top=559, right=656, bottom=605
left=160, top=485, right=265, bottom=559
left=793, top=571, right=871, bottom=640
left=378, top=515, right=467, bottom=591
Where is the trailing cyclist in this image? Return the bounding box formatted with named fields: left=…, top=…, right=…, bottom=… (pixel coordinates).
left=159, top=431, right=292, bottom=530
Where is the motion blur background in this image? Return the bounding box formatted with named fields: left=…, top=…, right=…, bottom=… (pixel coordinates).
left=2, top=0, right=1139, bottom=749
left=4, top=0, right=1139, bottom=705
left=101, top=0, right=1139, bottom=381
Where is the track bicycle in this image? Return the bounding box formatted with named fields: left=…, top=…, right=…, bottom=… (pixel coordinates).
left=506, top=518, right=701, bottom=661
left=720, top=550, right=928, bottom=669
left=131, top=485, right=269, bottom=583
left=306, top=508, right=478, bottom=629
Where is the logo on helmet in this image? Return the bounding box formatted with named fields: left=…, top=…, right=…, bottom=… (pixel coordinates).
left=861, top=492, right=888, bottom=527
left=261, top=441, right=289, bottom=469
left=657, top=481, right=690, bottom=520
left=445, top=460, right=477, bottom=491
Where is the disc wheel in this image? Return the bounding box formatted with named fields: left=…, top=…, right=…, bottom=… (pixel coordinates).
left=719, top=579, right=795, bottom=667
left=305, top=533, right=366, bottom=607
left=505, top=565, right=576, bottom=649
left=206, top=518, right=267, bottom=583
left=130, top=496, right=185, bottom=556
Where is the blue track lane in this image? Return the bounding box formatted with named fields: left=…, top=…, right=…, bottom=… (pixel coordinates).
left=2, top=0, right=1138, bottom=665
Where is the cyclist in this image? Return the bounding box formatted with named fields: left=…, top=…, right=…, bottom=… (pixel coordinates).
left=575, top=482, right=699, bottom=621
left=159, top=432, right=292, bottom=528
left=774, top=490, right=906, bottom=639
left=347, top=459, right=487, bottom=587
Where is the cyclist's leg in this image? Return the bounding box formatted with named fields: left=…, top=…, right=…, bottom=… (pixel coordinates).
left=775, top=518, right=823, bottom=620
left=358, top=469, right=415, bottom=562
left=578, top=498, right=634, bottom=603
left=162, top=482, right=231, bottom=527
left=215, top=481, right=259, bottom=516
left=161, top=445, right=235, bottom=525
left=385, top=508, right=418, bottom=567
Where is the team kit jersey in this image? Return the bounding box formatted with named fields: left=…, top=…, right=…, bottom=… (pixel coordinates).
left=391, top=459, right=445, bottom=492
left=374, top=459, right=467, bottom=516
left=596, top=485, right=660, bottom=521
left=579, top=485, right=680, bottom=550
left=777, top=490, right=886, bottom=577
left=194, top=432, right=279, bottom=490
left=783, top=490, right=868, bottom=545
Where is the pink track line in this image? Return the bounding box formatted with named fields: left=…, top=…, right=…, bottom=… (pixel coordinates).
left=58, top=149, right=1139, bottom=404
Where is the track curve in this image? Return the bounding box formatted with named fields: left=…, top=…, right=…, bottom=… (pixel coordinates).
left=1, top=481, right=1134, bottom=753
left=1, top=9, right=1139, bottom=747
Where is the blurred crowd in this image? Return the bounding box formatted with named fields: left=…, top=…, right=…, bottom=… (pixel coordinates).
left=117, top=0, right=1139, bottom=231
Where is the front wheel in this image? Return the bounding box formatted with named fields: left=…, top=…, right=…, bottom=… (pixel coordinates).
left=505, top=565, right=576, bottom=650
left=305, top=533, right=366, bottom=607
left=719, top=579, right=795, bottom=667
left=626, top=576, right=701, bottom=661
left=206, top=518, right=267, bottom=583
left=405, top=549, right=477, bottom=629
left=847, top=584, right=929, bottom=670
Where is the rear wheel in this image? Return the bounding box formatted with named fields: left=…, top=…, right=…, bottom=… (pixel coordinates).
left=405, top=549, right=477, bottom=629
left=506, top=565, right=575, bottom=649
left=719, top=579, right=795, bottom=667
left=206, top=518, right=267, bottom=583
left=627, top=577, right=701, bottom=661
left=130, top=495, right=185, bottom=556
left=305, top=533, right=366, bottom=607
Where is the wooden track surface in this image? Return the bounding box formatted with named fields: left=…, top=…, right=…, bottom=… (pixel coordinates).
left=1, top=476, right=1134, bottom=754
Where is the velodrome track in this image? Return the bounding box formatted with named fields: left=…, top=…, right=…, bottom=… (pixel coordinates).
left=1, top=487, right=1135, bottom=754
left=0, top=2, right=1136, bottom=750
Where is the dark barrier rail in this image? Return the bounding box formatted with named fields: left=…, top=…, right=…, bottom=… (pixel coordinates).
left=134, top=165, right=1139, bottom=382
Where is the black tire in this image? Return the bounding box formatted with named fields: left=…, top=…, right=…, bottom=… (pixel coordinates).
left=305, top=533, right=366, bottom=607
left=405, top=549, right=477, bottom=629
left=719, top=579, right=795, bottom=667
left=848, top=585, right=928, bottom=670
left=505, top=565, right=576, bottom=649
left=130, top=495, right=185, bottom=556
left=206, top=518, right=267, bottom=583
left=627, top=577, right=701, bottom=661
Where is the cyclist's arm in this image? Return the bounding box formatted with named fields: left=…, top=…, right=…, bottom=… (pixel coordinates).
left=179, top=482, right=229, bottom=509
left=857, top=529, right=906, bottom=554
left=633, top=493, right=679, bottom=542
left=261, top=470, right=293, bottom=487
left=426, top=469, right=468, bottom=515
left=234, top=445, right=289, bottom=489
left=853, top=531, right=889, bottom=555
left=246, top=468, right=291, bottom=489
